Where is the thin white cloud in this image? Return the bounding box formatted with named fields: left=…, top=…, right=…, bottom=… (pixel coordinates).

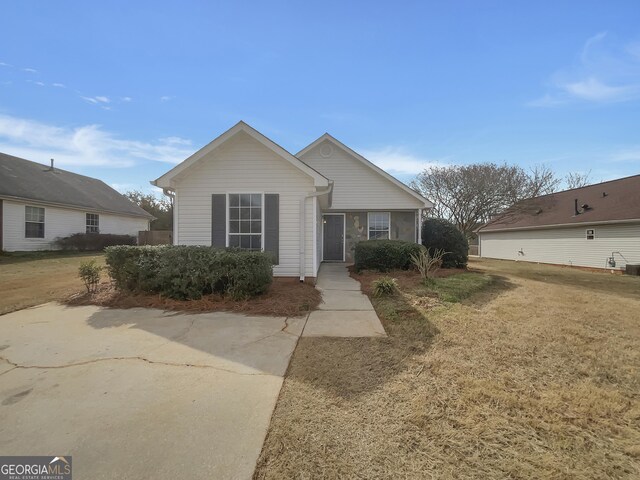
left=609, top=147, right=640, bottom=163
left=563, top=77, right=639, bottom=102
left=0, top=113, right=194, bottom=168
left=52, top=83, right=66, bottom=88
left=34, top=81, right=46, bottom=87
left=359, top=146, right=447, bottom=175
left=23, top=67, right=37, bottom=73
left=0, top=62, right=12, bottom=67
left=121, top=96, right=132, bottom=102
left=81, top=95, right=110, bottom=105
left=529, top=32, right=640, bottom=107
left=160, top=95, right=173, bottom=102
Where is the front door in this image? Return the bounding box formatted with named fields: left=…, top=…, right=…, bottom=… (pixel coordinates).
left=323, top=214, right=344, bottom=261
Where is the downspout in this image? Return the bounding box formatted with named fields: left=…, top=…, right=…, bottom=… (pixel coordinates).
left=161, top=187, right=176, bottom=244
left=299, top=181, right=333, bottom=282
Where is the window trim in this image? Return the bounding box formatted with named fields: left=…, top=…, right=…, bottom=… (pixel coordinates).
left=86, top=213, right=100, bottom=234
left=367, top=211, right=391, bottom=240
left=25, top=205, right=45, bottom=239
left=586, top=228, right=595, bottom=240
left=225, top=192, right=265, bottom=250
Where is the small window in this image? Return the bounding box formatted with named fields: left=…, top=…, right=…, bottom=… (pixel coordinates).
left=368, top=212, right=390, bottom=240
left=586, top=229, right=595, bottom=240
left=25, top=206, right=45, bottom=238
left=86, top=213, right=100, bottom=233
left=228, top=193, right=262, bottom=250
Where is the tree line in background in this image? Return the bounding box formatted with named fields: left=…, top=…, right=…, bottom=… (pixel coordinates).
left=124, top=190, right=173, bottom=231
left=411, top=163, right=592, bottom=239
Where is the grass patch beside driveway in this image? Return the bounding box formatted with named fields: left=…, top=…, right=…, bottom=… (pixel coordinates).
left=255, top=259, right=640, bottom=479
left=0, top=251, right=104, bottom=315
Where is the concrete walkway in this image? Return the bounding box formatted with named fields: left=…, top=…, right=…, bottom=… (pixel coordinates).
left=303, top=263, right=386, bottom=337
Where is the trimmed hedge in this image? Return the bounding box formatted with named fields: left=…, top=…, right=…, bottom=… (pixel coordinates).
left=104, top=245, right=273, bottom=300
left=421, top=218, right=468, bottom=268
left=354, top=239, right=423, bottom=272
left=55, top=233, right=136, bottom=251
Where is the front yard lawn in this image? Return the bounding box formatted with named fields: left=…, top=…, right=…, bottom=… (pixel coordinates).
left=255, top=258, right=640, bottom=479
left=0, top=251, right=105, bottom=315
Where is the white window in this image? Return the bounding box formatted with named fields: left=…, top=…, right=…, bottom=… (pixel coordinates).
left=86, top=213, right=100, bottom=233
left=25, top=206, right=45, bottom=238
left=368, top=212, right=390, bottom=240
left=586, top=228, right=595, bottom=240
left=228, top=193, right=262, bottom=250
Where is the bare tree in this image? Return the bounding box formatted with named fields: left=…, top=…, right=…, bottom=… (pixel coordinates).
left=565, top=170, right=592, bottom=189
left=411, top=162, right=560, bottom=238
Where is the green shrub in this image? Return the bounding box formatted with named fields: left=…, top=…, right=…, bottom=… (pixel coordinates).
left=78, top=260, right=103, bottom=293
left=55, top=233, right=136, bottom=251
left=372, top=276, right=398, bottom=297
left=421, top=219, right=468, bottom=268
left=104, top=245, right=273, bottom=300
left=354, top=239, right=423, bottom=272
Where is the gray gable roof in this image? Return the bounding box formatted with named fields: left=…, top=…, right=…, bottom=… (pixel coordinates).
left=0, top=152, right=153, bottom=219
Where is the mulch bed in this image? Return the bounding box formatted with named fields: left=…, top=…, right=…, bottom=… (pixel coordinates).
left=65, top=277, right=322, bottom=317
left=349, top=265, right=467, bottom=295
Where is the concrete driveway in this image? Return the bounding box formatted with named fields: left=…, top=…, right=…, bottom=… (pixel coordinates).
left=0, top=303, right=305, bottom=479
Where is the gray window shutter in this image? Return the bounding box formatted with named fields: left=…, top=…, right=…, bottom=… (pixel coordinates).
left=211, top=194, right=226, bottom=247
left=264, top=194, right=279, bottom=264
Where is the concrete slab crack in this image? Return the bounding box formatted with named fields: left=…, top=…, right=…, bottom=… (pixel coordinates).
left=0, top=355, right=270, bottom=377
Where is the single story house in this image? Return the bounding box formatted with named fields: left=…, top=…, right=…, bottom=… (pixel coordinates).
left=0, top=153, right=153, bottom=251
left=152, top=121, right=432, bottom=280
left=476, top=174, right=640, bottom=270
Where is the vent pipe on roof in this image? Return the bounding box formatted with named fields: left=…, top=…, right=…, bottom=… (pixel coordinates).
left=574, top=198, right=580, bottom=216
left=49, top=158, right=55, bottom=172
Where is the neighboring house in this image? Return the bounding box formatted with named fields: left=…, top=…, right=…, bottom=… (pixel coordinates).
left=476, top=174, right=640, bottom=270
left=0, top=153, right=153, bottom=251
left=152, top=121, right=432, bottom=280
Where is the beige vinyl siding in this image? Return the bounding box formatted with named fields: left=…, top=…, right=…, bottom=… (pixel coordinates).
left=479, top=223, right=640, bottom=270
left=173, top=131, right=315, bottom=277
left=2, top=199, right=148, bottom=251
left=299, top=139, right=424, bottom=211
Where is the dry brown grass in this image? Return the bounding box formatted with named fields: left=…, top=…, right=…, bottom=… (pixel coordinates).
left=66, top=277, right=322, bottom=317
left=0, top=251, right=104, bottom=315
left=255, top=258, right=640, bottom=479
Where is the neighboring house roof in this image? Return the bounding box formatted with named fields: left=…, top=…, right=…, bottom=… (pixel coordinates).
left=297, top=133, right=433, bottom=208
left=477, top=174, right=640, bottom=233
left=152, top=121, right=330, bottom=189
left=0, top=152, right=153, bottom=219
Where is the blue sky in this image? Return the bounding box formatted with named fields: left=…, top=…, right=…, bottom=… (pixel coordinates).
left=1, top=1, right=639, bottom=193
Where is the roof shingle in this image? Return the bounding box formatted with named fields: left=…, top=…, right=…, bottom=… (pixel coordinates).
left=0, top=152, right=153, bottom=219
left=478, top=174, right=640, bottom=232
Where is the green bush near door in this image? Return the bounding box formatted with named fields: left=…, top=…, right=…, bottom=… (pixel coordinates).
left=354, top=239, right=423, bottom=272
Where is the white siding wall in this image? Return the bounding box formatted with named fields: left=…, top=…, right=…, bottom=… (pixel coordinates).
left=479, top=223, right=640, bottom=270
left=2, top=199, right=148, bottom=251
left=299, top=140, right=424, bottom=210
left=315, top=197, right=323, bottom=274
left=173, top=131, right=316, bottom=277
left=100, top=214, right=149, bottom=236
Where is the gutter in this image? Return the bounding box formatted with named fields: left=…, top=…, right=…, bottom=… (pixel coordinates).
left=0, top=194, right=154, bottom=220
left=477, top=217, right=640, bottom=234
left=299, top=181, right=334, bottom=282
